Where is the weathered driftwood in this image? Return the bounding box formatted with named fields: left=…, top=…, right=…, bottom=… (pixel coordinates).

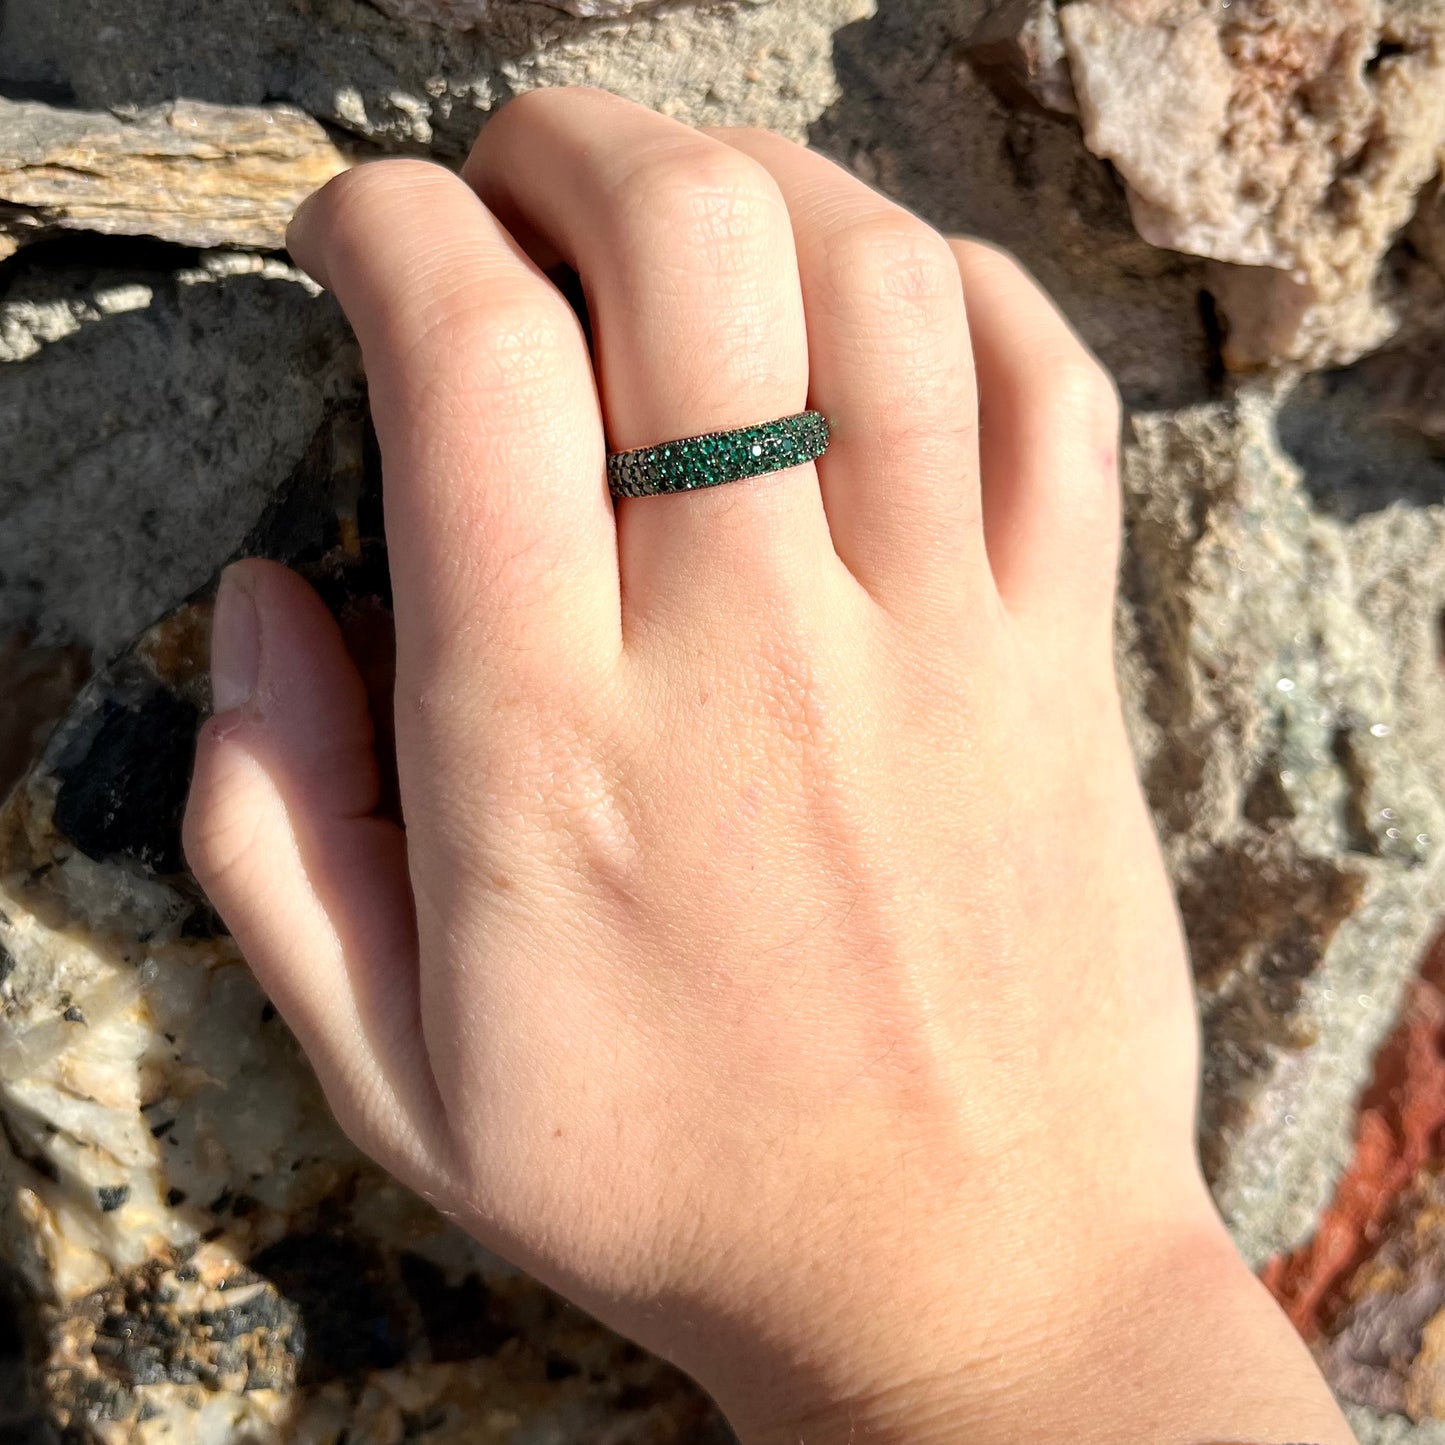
left=0, top=98, right=352, bottom=259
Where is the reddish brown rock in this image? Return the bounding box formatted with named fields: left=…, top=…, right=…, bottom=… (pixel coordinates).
left=1263, top=933, right=1445, bottom=1418
left=960, top=0, right=1078, bottom=116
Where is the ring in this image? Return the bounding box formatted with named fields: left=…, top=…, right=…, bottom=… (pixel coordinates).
left=607, top=410, right=830, bottom=498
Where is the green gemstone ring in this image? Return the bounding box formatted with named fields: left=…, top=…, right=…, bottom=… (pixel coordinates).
left=607, top=411, right=830, bottom=498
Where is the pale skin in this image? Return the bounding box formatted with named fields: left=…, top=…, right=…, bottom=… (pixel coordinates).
left=183, top=88, right=1356, bottom=1444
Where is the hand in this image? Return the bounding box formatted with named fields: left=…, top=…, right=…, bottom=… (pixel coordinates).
left=184, top=88, right=1354, bottom=1444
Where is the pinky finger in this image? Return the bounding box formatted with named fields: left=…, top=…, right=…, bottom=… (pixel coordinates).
left=950, top=239, right=1122, bottom=632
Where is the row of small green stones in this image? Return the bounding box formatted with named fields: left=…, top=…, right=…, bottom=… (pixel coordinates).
left=608, top=411, right=830, bottom=498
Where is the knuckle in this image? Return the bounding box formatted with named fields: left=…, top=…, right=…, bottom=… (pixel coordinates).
left=822, top=209, right=962, bottom=314
left=619, top=141, right=786, bottom=264
left=403, top=286, right=577, bottom=403
left=313, top=158, right=457, bottom=240
left=1038, top=344, right=1121, bottom=432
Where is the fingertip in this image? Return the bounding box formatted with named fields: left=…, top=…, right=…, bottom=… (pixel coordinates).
left=285, top=185, right=331, bottom=289
left=949, top=238, right=1122, bottom=626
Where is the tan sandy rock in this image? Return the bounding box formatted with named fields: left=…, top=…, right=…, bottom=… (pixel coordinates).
left=0, top=98, right=352, bottom=258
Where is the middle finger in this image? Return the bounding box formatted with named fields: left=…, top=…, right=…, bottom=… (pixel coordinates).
left=464, top=88, right=843, bottom=635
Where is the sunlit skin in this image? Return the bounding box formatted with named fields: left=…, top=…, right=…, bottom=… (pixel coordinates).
left=184, top=88, right=1355, bottom=1445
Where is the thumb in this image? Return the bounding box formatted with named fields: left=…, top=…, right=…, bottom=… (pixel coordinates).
left=184, top=559, right=449, bottom=1185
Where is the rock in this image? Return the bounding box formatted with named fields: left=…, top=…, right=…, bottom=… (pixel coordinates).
left=813, top=1, right=1218, bottom=411
left=368, top=0, right=668, bottom=23
left=1324, top=1167, right=1445, bottom=1420
left=4, top=0, right=1445, bottom=1437
left=0, top=635, right=89, bottom=805
left=0, top=257, right=363, bottom=659
left=959, top=0, right=1078, bottom=116
left=1409, top=170, right=1445, bottom=281
left=1264, top=950, right=1445, bottom=1418
left=0, top=0, right=871, bottom=155
left=1059, top=0, right=1445, bottom=370
left=0, top=99, right=352, bottom=259
left=1119, top=384, right=1445, bottom=1262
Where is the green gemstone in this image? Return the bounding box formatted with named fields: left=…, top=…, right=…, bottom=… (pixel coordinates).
left=607, top=411, right=828, bottom=497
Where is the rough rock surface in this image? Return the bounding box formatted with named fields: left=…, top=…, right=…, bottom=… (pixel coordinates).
left=368, top=0, right=671, bottom=23
left=0, top=257, right=363, bottom=658
left=1120, top=386, right=1445, bottom=1262
left=960, top=0, right=1078, bottom=115
left=1057, top=0, right=1445, bottom=370
left=0, top=0, right=869, bottom=154
left=2, top=0, right=1445, bottom=1440
left=0, top=99, right=352, bottom=258
left=1264, top=943, right=1445, bottom=1419
left=0, top=635, right=88, bottom=803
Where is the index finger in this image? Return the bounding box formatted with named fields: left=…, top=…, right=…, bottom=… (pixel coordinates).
left=286, top=158, right=621, bottom=684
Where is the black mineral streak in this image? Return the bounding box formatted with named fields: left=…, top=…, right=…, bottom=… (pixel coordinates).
left=51, top=687, right=200, bottom=874
left=397, top=1252, right=514, bottom=1363
left=250, top=1233, right=408, bottom=1382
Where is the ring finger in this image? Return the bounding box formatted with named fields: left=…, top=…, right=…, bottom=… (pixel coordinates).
left=463, top=88, right=838, bottom=631
left=706, top=128, right=987, bottom=622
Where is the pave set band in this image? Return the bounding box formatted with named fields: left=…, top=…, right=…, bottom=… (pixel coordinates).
left=607, top=410, right=830, bottom=499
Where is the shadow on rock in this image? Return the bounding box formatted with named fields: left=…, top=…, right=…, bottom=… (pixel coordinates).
left=1278, top=348, right=1445, bottom=522
left=810, top=0, right=1218, bottom=412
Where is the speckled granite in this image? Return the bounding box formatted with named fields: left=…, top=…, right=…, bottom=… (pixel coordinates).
left=0, top=437, right=724, bottom=1442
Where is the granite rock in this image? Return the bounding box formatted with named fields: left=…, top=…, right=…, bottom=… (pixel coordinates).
left=1059, top=0, right=1445, bottom=370
left=0, top=99, right=352, bottom=259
